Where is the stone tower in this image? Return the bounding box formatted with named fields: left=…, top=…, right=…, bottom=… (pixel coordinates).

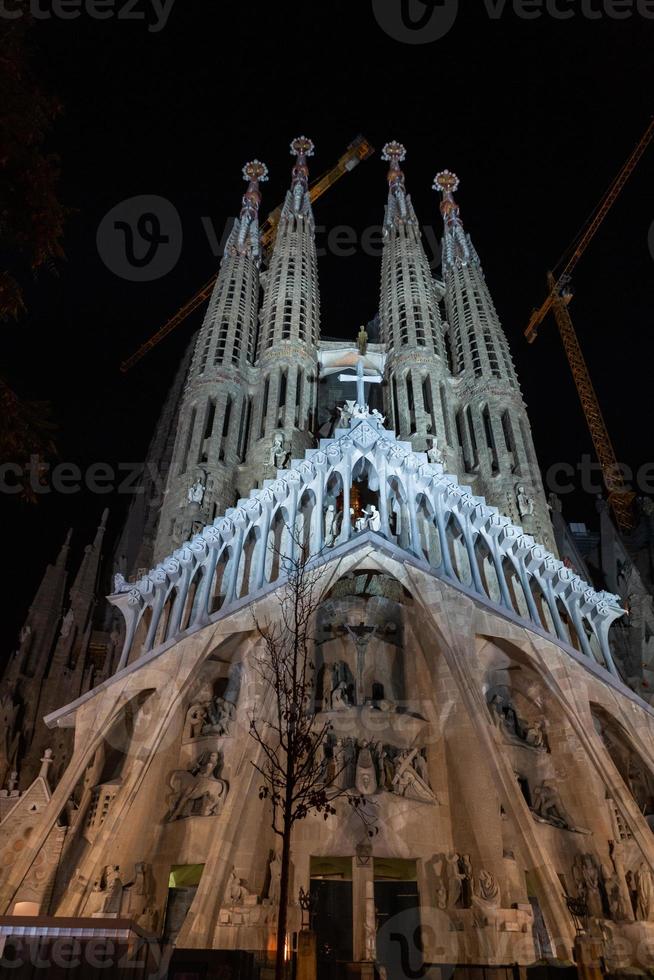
left=244, top=136, right=321, bottom=486
left=154, top=160, right=269, bottom=562
left=379, top=141, right=451, bottom=458
left=433, top=169, right=554, bottom=548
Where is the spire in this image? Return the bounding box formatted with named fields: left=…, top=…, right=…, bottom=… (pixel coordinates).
left=68, top=509, right=108, bottom=617
left=286, top=135, right=314, bottom=217
left=155, top=162, right=270, bottom=558
left=226, top=159, right=268, bottom=265
left=251, top=134, right=320, bottom=469
left=381, top=141, right=417, bottom=230
left=433, top=170, right=480, bottom=272
left=7, top=526, right=72, bottom=680
left=378, top=141, right=448, bottom=453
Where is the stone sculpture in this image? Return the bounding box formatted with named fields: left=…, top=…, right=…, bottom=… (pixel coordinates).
left=166, top=751, right=228, bottom=821
left=269, top=433, right=290, bottom=469
left=531, top=780, right=587, bottom=832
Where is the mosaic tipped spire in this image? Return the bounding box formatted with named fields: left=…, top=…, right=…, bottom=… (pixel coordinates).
left=433, top=169, right=479, bottom=270
left=289, top=135, right=315, bottom=213
left=233, top=159, right=268, bottom=258
left=382, top=141, right=415, bottom=227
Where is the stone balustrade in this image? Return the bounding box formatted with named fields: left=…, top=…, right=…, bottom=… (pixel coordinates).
left=109, top=411, right=625, bottom=679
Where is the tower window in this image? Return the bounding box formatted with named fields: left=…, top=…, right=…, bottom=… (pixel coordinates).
left=238, top=397, right=252, bottom=462
left=482, top=405, right=499, bottom=474
left=179, top=408, right=196, bottom=476
left=295, top=369, right=303, bottom=427
left=259, top=378, right=270, bottom=439
left=219, top=396, right=233, bottom=461
left=277, top=370, right=287, bottom=427
left=422, top=377, right=436, bottom=437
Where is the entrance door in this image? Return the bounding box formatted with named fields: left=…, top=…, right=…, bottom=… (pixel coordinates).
left=374, top=859, right=422, bottom=980
left=310, top=880, right=354, bottom=980
left=310, top=856, right=354, bottom=980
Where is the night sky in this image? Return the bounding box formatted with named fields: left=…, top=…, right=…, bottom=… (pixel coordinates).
left=2, top=1, right=653, bottom=654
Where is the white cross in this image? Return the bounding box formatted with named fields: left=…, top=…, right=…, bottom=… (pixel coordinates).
left=338, top=358, right=382, bottom=408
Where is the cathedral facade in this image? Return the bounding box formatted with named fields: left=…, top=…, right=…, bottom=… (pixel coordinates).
left=3, top=139, right=654, bottom=978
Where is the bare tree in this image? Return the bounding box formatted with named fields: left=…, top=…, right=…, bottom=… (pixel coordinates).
left=249, top=528, right=375, bottom=980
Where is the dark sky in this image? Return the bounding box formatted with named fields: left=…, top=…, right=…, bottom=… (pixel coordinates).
left=2, top=0, right=653, bottom=653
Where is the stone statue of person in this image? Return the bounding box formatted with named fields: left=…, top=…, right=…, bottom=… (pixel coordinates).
left=187, top=478, right=205, bottom=505
left=269, top=433, right=290, bottom=469
left=516, top=484, right=535, bottom=519
left=427, top=437, right=444, bottom=466
left=268, top=853, right=282, bottom=906
left=636, top=863, right=654, bottom=921
left=102, top=865, right=124, bottom=914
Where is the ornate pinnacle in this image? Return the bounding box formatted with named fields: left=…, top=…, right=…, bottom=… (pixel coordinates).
left=289, top=137, right=314, bottom=211
left=235, top=160, right=267, bottom=257
left=242, top=160, right=269, bottom=183
left=381, top=141, right=406, bottom=164
left=290, top=136, right=315, bottom=158
left=433, top=169, right=460, bottom=194
left=433, top=170, right=461, bottom=218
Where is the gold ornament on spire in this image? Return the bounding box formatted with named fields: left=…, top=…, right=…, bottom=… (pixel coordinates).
left=290, top=136, right=315, bottom=158
left=432, top=170, right=460, bottom=194
left=381, top=140, right=406, bottom=163
left=242, top=160, right=269, bottom=183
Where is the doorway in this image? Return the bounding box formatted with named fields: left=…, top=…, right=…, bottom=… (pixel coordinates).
left=162, top=864, right=205, bottom=945
left=374, top=858, right=422, bottom=980
left=310, top=857, right=353, bottom=980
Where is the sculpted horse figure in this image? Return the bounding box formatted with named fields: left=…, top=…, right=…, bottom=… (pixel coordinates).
left=165, top=750, right=229, bottom=821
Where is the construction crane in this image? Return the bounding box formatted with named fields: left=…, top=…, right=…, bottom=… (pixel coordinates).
left=525, top=118, right=654, bottom=531
left=120, top=134, right=375, bottom=373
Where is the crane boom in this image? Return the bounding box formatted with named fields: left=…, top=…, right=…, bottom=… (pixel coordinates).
left=523, top=120, right=653, bottom=531
left=120, top=135, right=374, bottom=373
left=547, top=273, right=635, bottom=529
left=525, top=118, right=654, bottom=344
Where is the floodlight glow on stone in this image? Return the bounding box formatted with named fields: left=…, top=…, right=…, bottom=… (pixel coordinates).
left=381, top=141, right=406, bottom=163
left=242, top=160, right=269, bottom=183
left=433, top=170, right=460, bottom=194
left=290, top=136, right=315, bottom=157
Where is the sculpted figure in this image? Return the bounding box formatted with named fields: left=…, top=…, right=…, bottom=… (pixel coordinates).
left=477, top=870, right=500, bottom=907
left=392, top=750, right=437, bottom=803
left=268, top=853, right=282, bottom=906
left=427, top=437, right=444, bottom=466
left=516, top=484, right=535, bottom=519
left=363, top=505, right=381, bottom=532
left=331, top=680, right=350, bottom=711
left=166, top=751, right=228, bottom=821
left=531, top=781, right=585, bottom=832
left=269, top=433, right=290, bottom=469
left=636, top=863, right=654, bottom=921
left=102, top=865, right=124, bottom=914
left=355, top=742, right=378, bottom=796
left=446, top=853, right=464, bottom=908
left=324, top=505, right=337, bottom=547
left=601, top=864, right=626, bottom=921
left=60, top=608, right=75, bottom=639
left=580, top=855, right=603, bottom=918
left=187, top=479, right=205, bottom=505
left=226, top=867, right=253, bottom=906
left=186, top=703, right=207, bottom=739
left=201, top=696, right=234, bottom=736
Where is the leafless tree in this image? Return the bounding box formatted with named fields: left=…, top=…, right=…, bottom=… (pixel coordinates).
left=249, top=527, right=376, bottom=980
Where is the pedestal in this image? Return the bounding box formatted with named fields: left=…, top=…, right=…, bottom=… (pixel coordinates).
left=574, top=934, right=605, bottom=980
left=297, top=929, right=317, bottom=980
